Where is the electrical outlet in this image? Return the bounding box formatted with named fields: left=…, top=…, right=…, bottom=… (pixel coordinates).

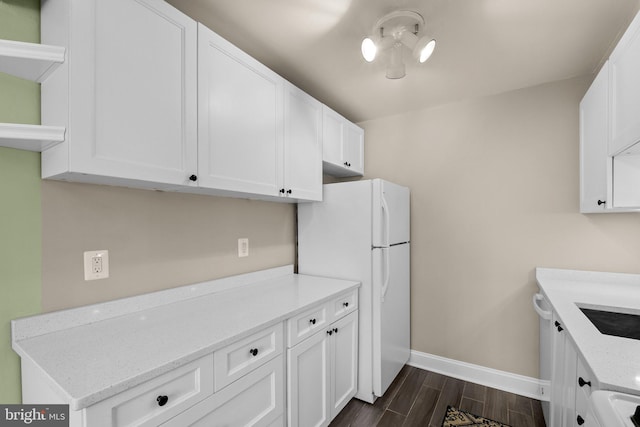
left=238, top=238, right=249, bottom=258
left=92, top=255, right=103, bottom=274
left=84, top=250, right=109, bottom=281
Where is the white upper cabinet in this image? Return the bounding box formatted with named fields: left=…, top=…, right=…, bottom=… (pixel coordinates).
left=609, top=11, right=640, bottom=156
left=322, top=106, right=364, bottom=177
left=579, top=9, right=640, bottom=213
left=41, top=0, right=198, bottom=189
left=198, top=24, right=322, bottom=202
left=344, top=122, right=365, bottom=174
left=579, top=62, right=610, bottom=213
left=39, top=1, right=327, bottom=201
left=283, top=82, right=323, bottom=201
left=197, top=23, right=283, bottom=198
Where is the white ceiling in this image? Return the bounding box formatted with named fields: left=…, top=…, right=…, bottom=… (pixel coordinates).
left=168, top=0, right=639, bottom=123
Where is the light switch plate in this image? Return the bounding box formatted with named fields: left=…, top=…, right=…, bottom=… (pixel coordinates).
left=84, top=250, right=109, bottom=280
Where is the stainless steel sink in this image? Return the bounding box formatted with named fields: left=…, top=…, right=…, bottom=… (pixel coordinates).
left=580, top=307, right=640, bottom=340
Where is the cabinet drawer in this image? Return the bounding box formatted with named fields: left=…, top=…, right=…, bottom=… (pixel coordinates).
left=161, top=355, right=284, bottom=427
left=287, top=303, right=329, bottom=348
left=85, top=354, right=214, bottom=427
left=214, top=323, right=283, bottom=391
left=331, top=290, right=358, bottom=320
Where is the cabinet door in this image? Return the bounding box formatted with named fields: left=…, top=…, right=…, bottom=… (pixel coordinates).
left=287, top=330, right=330, bottom=427
left=71, top=0, right=197, bottom=186
left=283, top=83, right=323, bottom=201
left=561, top=335, right=578, bottom=427
left=609, top=12, right=640, bottom=155
left=322, top=106, right=344, bottom=167
left=550, top=314, right=566, bottom=427
left=550, top=313, right=580, bottom=427
left=330, top=311, right=358, bottom=419
left=321, top=105, right=364, bottom=178
left=197, top=23, right=283, bottom=197
left=343, top=123, right=364, bottom=176
left=580, top=62, right=610, bottom=212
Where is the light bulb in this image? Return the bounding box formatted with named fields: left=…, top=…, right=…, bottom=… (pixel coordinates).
left=416, top=38, right=436, bottom=63
left=361, top=37, right=377, bottom=62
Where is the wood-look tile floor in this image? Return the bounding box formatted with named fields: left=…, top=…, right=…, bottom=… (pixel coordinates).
left=330, top=365, right=546, bottom=427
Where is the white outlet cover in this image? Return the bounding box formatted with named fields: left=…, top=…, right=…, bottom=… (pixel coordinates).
left=238, top=238, right=249, bottom=257
left=84, top=250, right=109, bottom=281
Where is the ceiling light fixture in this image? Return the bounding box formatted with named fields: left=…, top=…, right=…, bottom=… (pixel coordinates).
left=361, top=10, right=436, bottom=79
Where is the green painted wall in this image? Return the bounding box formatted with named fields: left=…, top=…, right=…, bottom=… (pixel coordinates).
left=0, top=0, right=42, bottom=404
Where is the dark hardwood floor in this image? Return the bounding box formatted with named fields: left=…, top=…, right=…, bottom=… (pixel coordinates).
left=330, top=365, right=546, bottom=427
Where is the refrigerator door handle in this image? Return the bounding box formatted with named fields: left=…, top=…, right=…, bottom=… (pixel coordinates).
left=381, top=248, right=391, bottom=303
left=381, top=192, right=390, bottom=247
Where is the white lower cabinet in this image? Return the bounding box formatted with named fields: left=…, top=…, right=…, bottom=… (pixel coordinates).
left=550, top=314, right=599, bottom=427
left=15, top=272, right=361, bottom=427
left=62, top=324, right=286, bottom=427
left=18, top=283, right=361, bottom=427
left=213, top=322, right=283, bottom=391
left=288, top=324, right=330, bottom=427
left=575, top=357, right=597, bottom=427
left=287, top=310, right=358, bottom=427
left=329, top=311, right=359, bottom=416
left=84, top=354, right=214, bottom=427
left=161, top=356, right=285, bottom=427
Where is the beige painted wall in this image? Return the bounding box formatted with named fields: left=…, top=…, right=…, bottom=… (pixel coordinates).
left=42, top=182, right=295, bottom=312
left=37, top=75, right=640, bottom=379
left=359, top=76, right=640, bottom=378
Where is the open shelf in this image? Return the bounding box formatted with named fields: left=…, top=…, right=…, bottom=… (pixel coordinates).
left=0, top=39, right=65, bottom=82
left=0, top=38, right=66, bottom=152
left=0, top=123, right=65, bottom=152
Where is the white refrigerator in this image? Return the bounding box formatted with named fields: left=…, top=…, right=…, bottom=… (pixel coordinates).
left=297, top=179, right=410, bottom=403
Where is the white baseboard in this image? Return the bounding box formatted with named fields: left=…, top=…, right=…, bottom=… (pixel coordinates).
left=408, top=350, right=549, bottom=401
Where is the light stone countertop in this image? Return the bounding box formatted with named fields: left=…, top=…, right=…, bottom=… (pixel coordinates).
left=536, top=268, right=640, bottom=395
left=11, top=266, right=359, bottom=410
